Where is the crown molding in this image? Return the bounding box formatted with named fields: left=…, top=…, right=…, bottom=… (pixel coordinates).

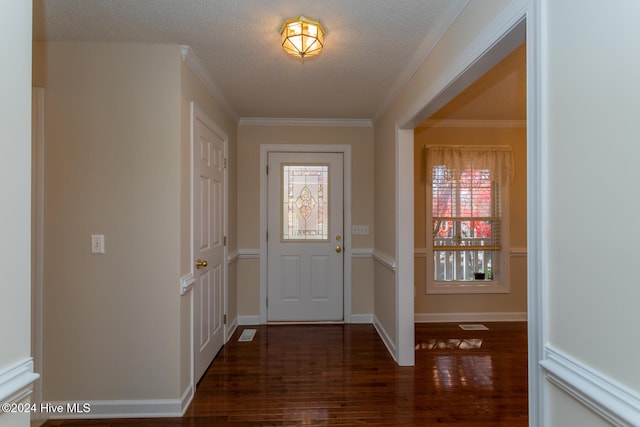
left=180, top=45, right=239, bottom=123
left=419, top=119, right=526, bottom=128
left=238, top=117, right=373, bottom=128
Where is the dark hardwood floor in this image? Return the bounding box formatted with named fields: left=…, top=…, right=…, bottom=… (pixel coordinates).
left=43, top=322, right=528, bottom=426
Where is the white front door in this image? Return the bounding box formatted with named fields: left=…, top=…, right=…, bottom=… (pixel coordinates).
left=193, top=111, right=225, bottom=382
left=267, top=152, right=344, bottom=322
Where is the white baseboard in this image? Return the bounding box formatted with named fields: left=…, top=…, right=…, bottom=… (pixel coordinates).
left=415, top=312, right=527, bottom=323
left=238, top=315, right=373, bottom=325
left=373, top=315, right=397, bottom=363
left=350, top=314, right=373, bottom=324
left=0, top=358, right=39, bottom=405
left=226, top=317, right=238, bottom=341
left=47, top=398, right=186, bottom=419
left=541, top=345, right=640, bottom=427
left=237, top=315, right=260, bottom=325
left=179, top=383, right=194, bottom=416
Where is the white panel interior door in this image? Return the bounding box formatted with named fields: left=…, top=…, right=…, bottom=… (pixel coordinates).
left=193, top=113, right=225, bottom=383
left=267, top=152, right=344, bottom=321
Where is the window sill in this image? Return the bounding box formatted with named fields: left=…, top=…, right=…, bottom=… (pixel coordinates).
left=427, top=280, right=510, bottom=295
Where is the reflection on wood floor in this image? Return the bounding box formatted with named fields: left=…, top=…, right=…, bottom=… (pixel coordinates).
left=43, top=322, right=528, bottom=426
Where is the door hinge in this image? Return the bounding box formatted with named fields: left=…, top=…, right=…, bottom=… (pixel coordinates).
left=266, top=164, right=269, bottom=175
left=223, top=236, right=227, bottom=246
left=224, top=158, right=227, bottom=169
left=266, top=230, right=268, bottom=242
left=224, top=314, right=227, bottom=324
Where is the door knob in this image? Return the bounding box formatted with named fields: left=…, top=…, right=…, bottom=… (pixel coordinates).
left=196, top=259, right=208, bottom=269
left=335, top=246, right=342, bottom=253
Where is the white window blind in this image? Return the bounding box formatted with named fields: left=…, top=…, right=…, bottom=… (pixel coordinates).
left=432, top=165, right=502, bottom=251
left=426, top=145, right=513, bottom=285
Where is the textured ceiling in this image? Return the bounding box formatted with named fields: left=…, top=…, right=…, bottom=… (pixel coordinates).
left=33, top=0, right=470, bottom=121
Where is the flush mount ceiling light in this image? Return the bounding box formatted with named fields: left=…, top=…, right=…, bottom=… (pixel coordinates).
left=280, top=15, right=325, bottom=59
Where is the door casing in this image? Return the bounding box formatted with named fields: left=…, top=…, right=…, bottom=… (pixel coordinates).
left=259, top=144, right=352, bottom=324
left=266, top=152, right=344, bottom=322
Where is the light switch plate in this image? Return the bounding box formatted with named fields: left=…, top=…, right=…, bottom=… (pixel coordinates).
left=91, top=234, right=105, bottom=254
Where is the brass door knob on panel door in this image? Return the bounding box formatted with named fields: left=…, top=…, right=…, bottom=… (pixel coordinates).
left=196, top=259, right=208, bottom=269
left=336, top=246, right=342, bottom=253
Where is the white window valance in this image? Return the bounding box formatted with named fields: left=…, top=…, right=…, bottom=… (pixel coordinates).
left=425, top=145, right=514, bottom=186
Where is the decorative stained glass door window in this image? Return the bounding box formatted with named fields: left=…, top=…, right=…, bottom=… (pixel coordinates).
left=281, top=164, right=329, bottom=240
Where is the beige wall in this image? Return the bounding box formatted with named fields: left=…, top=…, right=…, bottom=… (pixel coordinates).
left=34, top=41, right=237, bottom=408
left=413, top=126, right=527, bottom=315
left=544, top=0, right=640, bottom=422
left=39, top=42, right=183, bottom=401
left=236, top=125, right=374, bottom=318
left=0, top=2, right=33, bottom=426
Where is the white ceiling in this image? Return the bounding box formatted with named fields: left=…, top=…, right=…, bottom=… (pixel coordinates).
left=32, top=0, right=471, bottom=121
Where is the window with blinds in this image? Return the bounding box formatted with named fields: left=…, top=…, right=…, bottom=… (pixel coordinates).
left=431, top=165, right=502, bottom=282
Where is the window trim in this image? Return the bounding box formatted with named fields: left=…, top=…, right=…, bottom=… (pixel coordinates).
left=426, top=173, right=510, bottom=295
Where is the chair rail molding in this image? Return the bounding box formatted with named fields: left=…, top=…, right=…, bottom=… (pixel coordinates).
left=415, top=312, right=527, bottom=323
left=372, top=250, right=396, bottom=271
left=179, top=273, right=195, bottom=295
left=238, top=117, right=373, bottom=128
left=351, top=248, right=373, bottom=258
left=0, top=358, right=39, bottom=405
left=237, top=249, right=261, bottom=259
left=541, top=345, right=640, bottom=427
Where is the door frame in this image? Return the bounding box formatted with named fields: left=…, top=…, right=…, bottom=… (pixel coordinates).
left=188, top=103, right=229, bottom=382
left=393, top=1, right=542, bottom=423
left=259, top=144, right=352, bottom=324
left=31, top=87, right=45, bottom=423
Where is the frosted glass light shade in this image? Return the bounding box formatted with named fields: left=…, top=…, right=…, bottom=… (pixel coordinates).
left=280, top=16, right=325, bottom=59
